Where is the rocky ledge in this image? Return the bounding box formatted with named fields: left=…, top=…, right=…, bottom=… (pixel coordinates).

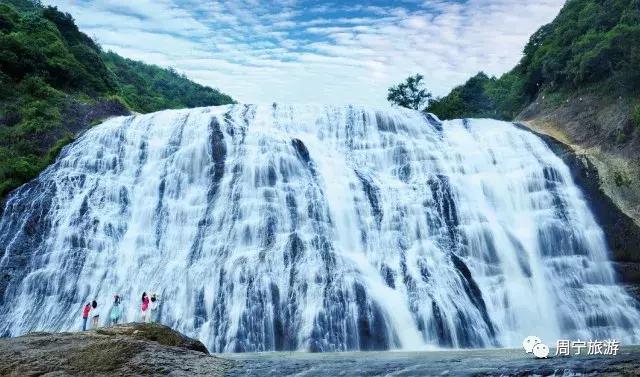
left=515, top=122, right=640, bottom=299
left=0, top=323, right=235, bottom=376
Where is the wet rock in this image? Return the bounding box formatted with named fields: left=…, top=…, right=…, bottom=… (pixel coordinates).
left=0, top=323, right=235, bottom=376
left=515, top=122, right=640, bottom=300
left=224, top=347, right=640, bottom=377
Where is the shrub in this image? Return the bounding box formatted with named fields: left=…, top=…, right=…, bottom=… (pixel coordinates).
left=614, top=129, right=628, bottom=144
left=613, top=170, right=632, bottom=187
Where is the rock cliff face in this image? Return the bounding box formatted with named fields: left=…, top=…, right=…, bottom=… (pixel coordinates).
left=0, top=323, right=234, bottom=376
left=519, top=93, right=640, bottom=223
left=518, top=93, right=640, bottom=298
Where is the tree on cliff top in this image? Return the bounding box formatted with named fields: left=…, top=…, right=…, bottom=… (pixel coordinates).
left=387, top=74, right=432, bottom=111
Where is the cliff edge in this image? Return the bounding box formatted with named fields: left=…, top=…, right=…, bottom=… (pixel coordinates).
left=518, top=92, right=640, bottom=298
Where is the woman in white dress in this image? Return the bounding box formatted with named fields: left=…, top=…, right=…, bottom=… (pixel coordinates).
left=149, top=293, right=160, bottom=323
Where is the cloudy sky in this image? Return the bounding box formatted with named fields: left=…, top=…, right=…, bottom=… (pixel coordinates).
left=44, top=0, right=565, bottom=106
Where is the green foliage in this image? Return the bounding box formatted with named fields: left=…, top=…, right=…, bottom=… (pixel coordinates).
left=613, top=170, right=632, bottom=187
left=615, top=129, right=628, bottom=144
left=0, top=0, right=234, bottom=198
left=387, top=74, right=432, bottom=111
left=427, top=72, right=528, bottom=120
left=104, top=94, right=131, bottom=112
left=45, top=133, right=73, bottom=161
left=1, top=0, right=39, bottom=12
left=102, top=52, right=234, bottom=113
left=0, top=4, right=19, bottom=32
left=0, top=146, right=42, bottom=197
left=428, top=73, right=495, bottom=119
left=429, top=0, right=640, bottom=120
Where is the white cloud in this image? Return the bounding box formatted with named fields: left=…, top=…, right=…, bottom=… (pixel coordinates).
left=44, top=0, right=566, bottom=106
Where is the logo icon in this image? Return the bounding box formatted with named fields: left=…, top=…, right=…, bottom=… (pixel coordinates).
left=522, top=336, right=549, bottom=359
left=522, top=336, right=541, bottom=353
left=532, top=343, right=550, bottom=358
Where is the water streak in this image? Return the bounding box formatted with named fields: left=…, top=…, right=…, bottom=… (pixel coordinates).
left=0, top=104, right=638, bottom=351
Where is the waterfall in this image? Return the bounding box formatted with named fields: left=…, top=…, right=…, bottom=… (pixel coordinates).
left=0, top=104, right=638, bottom=352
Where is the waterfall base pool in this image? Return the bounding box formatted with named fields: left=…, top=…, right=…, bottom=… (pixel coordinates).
left=225, top=347, right=640, bottom=376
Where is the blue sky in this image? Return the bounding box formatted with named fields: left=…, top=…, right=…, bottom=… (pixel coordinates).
left=44, top=0, right=565, bottom=106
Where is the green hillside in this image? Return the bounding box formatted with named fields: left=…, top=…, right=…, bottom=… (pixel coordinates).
left=428, top=0, right=640, bottom=123
left=0, top=0, right=234, bottom=197
left=102, top=52, right=233, bottom=114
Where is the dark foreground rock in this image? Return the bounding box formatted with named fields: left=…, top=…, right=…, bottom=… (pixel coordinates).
left=0, top=323, right=235, bottom=376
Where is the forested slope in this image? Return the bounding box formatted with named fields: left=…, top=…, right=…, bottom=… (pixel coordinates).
left=428, top=0, right=640, bottom=125
left=0, top=0, right=234, bottom=197
left=422, top=1, right=640, bottom=294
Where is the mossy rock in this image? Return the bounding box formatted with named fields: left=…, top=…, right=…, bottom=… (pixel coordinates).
left=96, top=323, right=209, bottom=354
left=67, top=340, right=141, bottom=373
left=0, top=322, right=232, bottom=376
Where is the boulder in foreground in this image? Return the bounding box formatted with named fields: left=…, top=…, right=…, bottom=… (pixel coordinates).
left=0, top=323, right=235, bottom=376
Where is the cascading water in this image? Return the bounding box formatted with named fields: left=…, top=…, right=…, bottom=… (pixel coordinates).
left=0, top=104, right=638, bottom=352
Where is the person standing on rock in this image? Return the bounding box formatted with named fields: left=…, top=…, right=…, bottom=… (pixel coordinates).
left=82, top=302, right=91, bottom=331
left=149, top=293, right=160, bottom=323
left=91, top=300, right=100, bottom=329
left=141, top=292, right=150, bottom=322
left=109, top=295, right=123, bottom=326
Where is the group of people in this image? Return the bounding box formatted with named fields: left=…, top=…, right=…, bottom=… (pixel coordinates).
left=81, top=291, right=161, bottom=330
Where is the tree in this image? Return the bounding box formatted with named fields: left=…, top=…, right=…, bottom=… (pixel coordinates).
left=429, top=0, right=640, bottom=121
left=0, top=1, right=234, bottom=197
left=387, top=74, right=432, bottom=111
